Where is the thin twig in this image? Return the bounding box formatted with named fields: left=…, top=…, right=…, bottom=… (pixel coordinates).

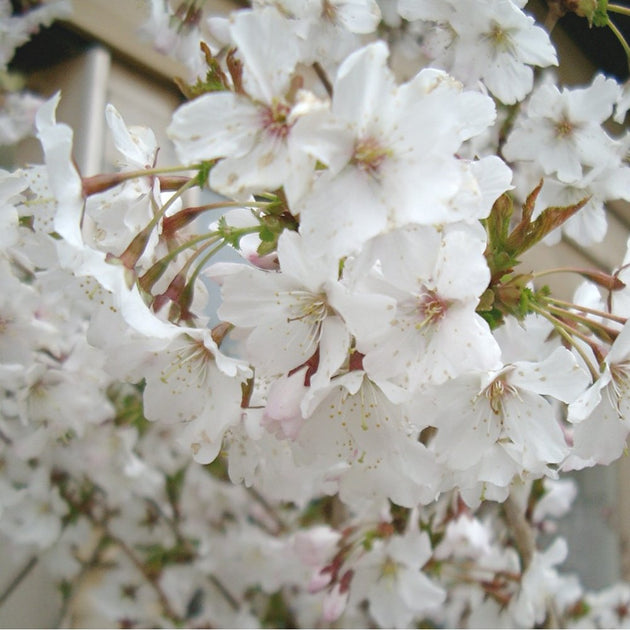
left=246, top=486, right=288, bottom=535
left=112, top=535, right=182, bottom=622
left=209, top=575, right=240, bottom=611
left=0, top=556, right=38, bottom=608
left=312, top=61, right=333, bottom=97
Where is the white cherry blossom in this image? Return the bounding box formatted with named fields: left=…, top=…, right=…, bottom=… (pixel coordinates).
left=168, top=7, right=319, bottom=202
left=503, top=74, right=622, bottom=183
left=348, top=525, right=445, bottom=628
left=565, top=319, right=630, bottom=468
left=209, top=229, right=394, bottom=379
left=352, top=223, right=501, bottom=387
left=398, top=0, right=557, bottom=103
left=428, top=347, right=590, bottom=480
left=293, top=40, right=501, bottom=258
left=296, top=370, right=440, bottom=508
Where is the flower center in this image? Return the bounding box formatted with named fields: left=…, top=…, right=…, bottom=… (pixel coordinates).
left=484, top=374, right=517, bottom=415
left=161, top=335, right=215, bottom=386
left=352, top=137, right=391, bottom=176
left=287, top=291, right=329, bottom=325
left=485, top=22, right=514, bottom=54
left=609, top=361, right=630, bottom=416
left=261, top=101, right=293, bottom=140
left=555, top=116, right=575, bottom=138
left=416, top=289, right=449, bottom=330
left=380, top=556, right=399, bottom=579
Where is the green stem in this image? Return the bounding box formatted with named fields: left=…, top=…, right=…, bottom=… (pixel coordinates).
left=607, top=17, right=630, bottom=71
left=188, top=225, right=261, bottom=286
left=118, top=178, right=198, bottom=269
left=82, top=163, right=206, bottom=196
left=163, top=232, right=221, bottom=264
left=545, top=303, right=620, bottom=342
left=530, top=303, right=600, bottom=381
left=531, top=267, right=583, bottom=279
left=118, top=163, right=202, bottom=179
left=608, top=3, right=630, bottom=17
left=139, top=232, right=221, bottom=292
left=542, top=296, right=627, bottom=325
left=186, top=240, right=229, bottom=287
left=171, top=239, right=232, bottom=321
left=152, top=177, right=197, bottom=225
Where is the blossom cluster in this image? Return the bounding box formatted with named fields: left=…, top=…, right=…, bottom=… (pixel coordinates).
left=3, top=0, right=630, bottom=627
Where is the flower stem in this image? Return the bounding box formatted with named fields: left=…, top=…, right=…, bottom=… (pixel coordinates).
left=162, top=200, right=271, bottom=235
left=138, top=232, right=220, bottom=293
left=542, top=296, right=627, bottom=325
left=82, top=164, right=203, bottom=196
left=531, top=266, right=584, bottom=278
left=607, top=17, right=630, bottom=71
left=187, top=225, right=261, bottom=287
left=118, top=178, right=197, bottom=269
left=545, top=303, right=620, bottom=343
left=608, top=3, right=630, bottom=17
left=530, top=303, right=600, bottom=380
left=531, top=267, right=625, bottom=291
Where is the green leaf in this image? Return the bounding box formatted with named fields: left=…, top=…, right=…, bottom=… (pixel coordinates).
left=484, top=192, right=514, bottom=250
left=484, top=181, right=590, bottom=282
left=505, top=196, right=590, bottom=257
left=174, top=43, right=230, bottom=99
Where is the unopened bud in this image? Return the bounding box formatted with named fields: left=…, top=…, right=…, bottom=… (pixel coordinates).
left=117, top=222, right=155, bottom=270
left=322, top=583, right=349, bottom=623
left=575, top=0, right=598, bottom=17
left=82, top=172, right=126, bottom=197
left=571, top=0, right=609, bottom=26
left=308, top=568, right=332, bottom=593
left=578, top=269, right=625, bottom=291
